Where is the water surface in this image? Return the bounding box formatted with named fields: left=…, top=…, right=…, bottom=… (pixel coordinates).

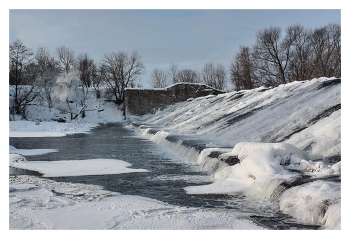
left=10, top=123, right=319, bottom=229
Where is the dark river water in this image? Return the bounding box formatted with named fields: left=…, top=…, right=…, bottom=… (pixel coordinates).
left=9, top=122, right=320, bottom=230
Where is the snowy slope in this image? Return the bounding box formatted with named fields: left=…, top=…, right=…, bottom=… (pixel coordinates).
left=132, top=77, right=341, bottom=229
left=136, top=77, right=340, bottom=160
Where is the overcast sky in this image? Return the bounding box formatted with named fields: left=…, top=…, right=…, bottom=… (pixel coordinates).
left=9, top=8, right=341, bottom=88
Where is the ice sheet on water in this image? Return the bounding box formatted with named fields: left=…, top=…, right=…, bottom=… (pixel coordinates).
left=10, top=157, right=148, bottom=177
left=185, top=178, right=250, bottom=195
left=9, top=153, right=26, bottom=164
left=10, top=145, right=58, bottom=155
left=9, top=183, right=38, bottom=192
left=9, top=175, right=266, bottom=230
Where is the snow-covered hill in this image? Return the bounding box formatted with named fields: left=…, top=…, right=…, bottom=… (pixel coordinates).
left=131, top=77, right=341, bottom=229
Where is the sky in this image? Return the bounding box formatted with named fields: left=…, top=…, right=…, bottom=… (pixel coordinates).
left=8, top=6, right=341, bottom=88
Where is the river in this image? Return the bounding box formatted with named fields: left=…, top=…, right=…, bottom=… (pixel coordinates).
left=9, top=122, right=320, bottom=230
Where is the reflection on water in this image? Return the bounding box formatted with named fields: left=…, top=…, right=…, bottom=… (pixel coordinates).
left=9, top=123, right=318, bottom=229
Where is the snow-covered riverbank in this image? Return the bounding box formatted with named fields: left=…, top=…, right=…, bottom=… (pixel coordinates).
left=132, top=78, right=341, bottom=229
left=8, top=110, right=268, bottom=230
left=9, top=124, right=266, bottom=230
left=10, top=174, right=266, bottom=230
left=8, top=77, right=342, bottom=230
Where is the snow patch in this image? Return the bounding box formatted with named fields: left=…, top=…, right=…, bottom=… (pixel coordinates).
left=9, top=175, right=266, bottom=230
left=301, top=160, right=340, bottom=176
left=287, top=109, right=341, bottom=160
left=185, top=144, right=299, bottom=198
left=9, top=120, right=97, bottom=137
left=231, top=142, right=310, bottom=163
left=10, top=145, right=58, bottom=155
left=10, top=158, right=148, bottom=177
left=279, top=181, right=341, bottom=229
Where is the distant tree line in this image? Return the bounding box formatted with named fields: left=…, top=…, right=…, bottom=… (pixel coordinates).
left=149, top=23, right=340, bottom=91
left=9, top=23, right=340, bottom=118
left=149, top=62, right=227, bottom=90
left=9, top=40, right=144, bottom=118
left=230, top=23, right=341, bottom=90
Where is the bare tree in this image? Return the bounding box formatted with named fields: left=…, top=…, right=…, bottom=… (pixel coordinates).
left=202, top=63, right=215, bottom=86
left=93, top=65, right=106, bottom=98
left=202, top=63, right=227, bottom=90
left=9, top=40, right=41, bottom=117
left=74, top=53, right=97, bottom=117
left=101, top=51, right=144, bottom=104
left=328, top=23, right=341, bottom=78
left=176, top=68, right=200, bottom=83
left=168, top=63, right=179, bottom=84
left=213, top=64, right=227, bottom=90
left=35, top=46, right=60, bottom=108
left=285, top=24, right=314, bottom=82
left=36, top=47, right=59, bottom=74
left=310, top=23, right=341, bottom=78
left=56, top=45, right=75, bottom=74
left=150, top=68, right=168, bottom=88
left=230, top=46, right=257, bottom=91
left=9, top=40, right=34, bottom=85
left=252, top=26, right=294, bottom=87
left=230, top=23, right=341, bottom=90
left=77, top=53, right=97, bottom=89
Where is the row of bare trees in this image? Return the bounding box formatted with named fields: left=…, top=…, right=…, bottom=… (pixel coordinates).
left=230, top=23, right=341, bottom=90
left=9, top=40, right=144, bottom=118
left=150, top=23, right=340, bottom=91
left=150, top=62, right=227, bottom=90
left=9, top=23, right=341, bottom=117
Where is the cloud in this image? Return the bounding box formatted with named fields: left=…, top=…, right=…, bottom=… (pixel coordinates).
left=9, top=9, right=340, bottom=87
